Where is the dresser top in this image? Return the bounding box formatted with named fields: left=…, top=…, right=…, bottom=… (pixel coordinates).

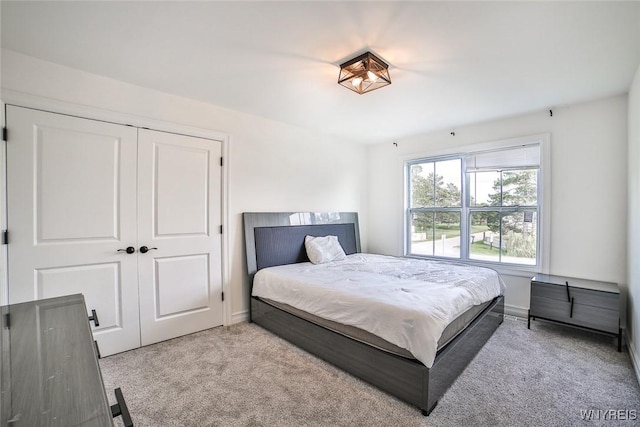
left=532, top=274, right=619, bottom=294
left=1, top=294, right=113, bottom=426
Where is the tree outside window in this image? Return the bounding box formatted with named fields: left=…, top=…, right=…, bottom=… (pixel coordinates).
left=469, top=169, right=538, bottom=264
left=409, top=160, right=461, bottom=258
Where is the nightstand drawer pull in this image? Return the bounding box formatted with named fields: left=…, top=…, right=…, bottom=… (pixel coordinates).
left=111, top=387, right=134, bottom=427
left=565, top=281, right=571, bottom=302
left=570, top=297, right=574, bottom=318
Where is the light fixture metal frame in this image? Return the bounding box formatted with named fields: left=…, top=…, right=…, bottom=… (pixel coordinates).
left=338, top=51, right=391, bottom=95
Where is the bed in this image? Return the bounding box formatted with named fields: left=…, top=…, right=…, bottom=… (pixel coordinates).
left=243, top=212, right=504, bottom=415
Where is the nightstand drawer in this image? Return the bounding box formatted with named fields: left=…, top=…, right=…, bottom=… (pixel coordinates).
left=530, top=297, right=619, bottom=333
left=531, top=282, right=569, bottom=301
left=530, top=296, right=570, bottom=322
left=572, top=303, right=619, bottom=333
left=531, top=282, right=618, bottom=310
left=571, top=287, right=618, bottom=310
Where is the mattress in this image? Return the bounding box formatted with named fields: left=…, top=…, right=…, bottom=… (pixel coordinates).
left=252, top=253, right=505, bottom=367
left=259, top=297, right=491, bottom=359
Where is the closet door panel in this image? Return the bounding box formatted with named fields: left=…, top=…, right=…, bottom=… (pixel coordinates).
left=137, top=129, right=223, bottom=345
left=155, top=145, right=209, bottom=236
left=154, top=254, right=209, bottom=317
left=35, top=125, right=120, bottom=241
left=6, top=106, right=141, bottom=356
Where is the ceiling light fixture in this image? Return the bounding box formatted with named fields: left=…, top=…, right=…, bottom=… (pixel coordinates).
left=338, top=51, right=391, bottom=94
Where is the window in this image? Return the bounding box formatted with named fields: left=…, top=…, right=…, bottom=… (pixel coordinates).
left=406, top=138, right=545, bottom=269
left=408, top=158, right=462, bottom=258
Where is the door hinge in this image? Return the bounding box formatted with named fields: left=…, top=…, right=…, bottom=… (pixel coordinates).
left=221, top=292, right=224, bottom=302
left=1, top=230, right=7, bottom=245
left=219, top=225, right=223, bottom=234
left=220, top=157, right=223, bottom=167
left=2, top=127, right=7, bottom=142
left=4, top=313, right=10, bottom=329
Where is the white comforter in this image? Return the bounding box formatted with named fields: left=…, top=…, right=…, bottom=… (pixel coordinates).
left=252, top=253, right=504, bottom=368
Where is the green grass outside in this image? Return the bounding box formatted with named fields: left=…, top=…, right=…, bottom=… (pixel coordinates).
left=469, top=240, right=500, bottom=256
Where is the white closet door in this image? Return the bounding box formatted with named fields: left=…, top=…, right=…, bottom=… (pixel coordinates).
left=137, top=129, right=223, bottom=345
left=6, top=106, right=141, bottom=356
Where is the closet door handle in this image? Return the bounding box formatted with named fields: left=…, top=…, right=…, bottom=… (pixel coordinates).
left=139, top=246, right=157, bottom=254
left=88, top=309, right=100, bottom=327
left=117, top=246, right=136, bottom=254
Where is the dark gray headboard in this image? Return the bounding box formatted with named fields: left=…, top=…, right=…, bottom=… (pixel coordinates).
left=254, top=223, right=358, bottom=271
left=243, top=212, right=361, bottom=279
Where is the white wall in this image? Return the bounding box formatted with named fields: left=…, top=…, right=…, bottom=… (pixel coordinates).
left=367, top=95, right=628, bottom=316
left=0, top=47, right=633, bottom=334
left=628, top=64, right=640, bottom=379
left=0, top=49, right=368, bottom=321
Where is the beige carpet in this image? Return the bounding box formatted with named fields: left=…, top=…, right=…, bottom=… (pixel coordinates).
left=100, top=317, right=640, bottom=426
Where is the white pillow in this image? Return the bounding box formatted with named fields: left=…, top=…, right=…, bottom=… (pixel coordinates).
left=304, top=235, right=347, bottom=265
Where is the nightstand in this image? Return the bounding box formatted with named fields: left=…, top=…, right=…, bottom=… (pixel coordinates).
left=1, top=294, right=133, bottom=426
left=528, top=274, right=621, bottom=351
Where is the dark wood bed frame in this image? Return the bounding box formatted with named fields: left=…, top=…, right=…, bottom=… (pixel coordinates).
left=243, top=212, right=504, bottom=415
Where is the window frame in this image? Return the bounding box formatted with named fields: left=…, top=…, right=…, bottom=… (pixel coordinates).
left=403, top=134, right=550, bottom=276
left=406, top=154, right=464, bottom=259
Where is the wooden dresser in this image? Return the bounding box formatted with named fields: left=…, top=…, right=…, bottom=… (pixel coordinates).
left=0, top=294, right=132, bottom=426
left=528, top=274, right=621, bottom=351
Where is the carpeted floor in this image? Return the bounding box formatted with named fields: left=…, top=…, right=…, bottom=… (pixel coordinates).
left=100, top=317, right=640, bottom=426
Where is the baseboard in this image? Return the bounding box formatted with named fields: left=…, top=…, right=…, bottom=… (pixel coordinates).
left=504, top=304, right=528, bottom=319
left=626, top=331, right=640, bottom=386
left=231, top=310, right=249, bottom=324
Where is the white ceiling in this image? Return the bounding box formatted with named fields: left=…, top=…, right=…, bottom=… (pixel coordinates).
left=2, top=1, right=640, bottom=144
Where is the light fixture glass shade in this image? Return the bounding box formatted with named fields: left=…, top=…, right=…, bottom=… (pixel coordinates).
left=338, top=51, right=391, bottom=94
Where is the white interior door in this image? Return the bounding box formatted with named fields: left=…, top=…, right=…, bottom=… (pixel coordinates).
left=6, top=106, right=141, bottom=356
left=137, top=129, right=223, bottom=345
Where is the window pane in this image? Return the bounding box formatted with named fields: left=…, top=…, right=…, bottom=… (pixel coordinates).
left=469, top=212, right=501, bottom=262
left=433, top=212, right=461, bottom=258
left=501, top=211, right=537, bottom=265
left=410, top=212, right=434, bottom=256
left=410, top=212, right=461, bottom=258
left=502, top=170, right=537, bottom=206
left=469, top=171, right=500, bottom=206
left=435, top=159, right=461, bottom=207
left=410, top=159, right=461, bottom=208
left=410, top=163, right=435, bottom=208
left=469, top=211, right=537, bottom=265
